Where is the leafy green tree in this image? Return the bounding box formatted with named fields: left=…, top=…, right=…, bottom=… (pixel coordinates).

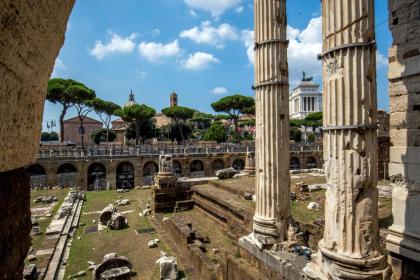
left=40, top=131, right=59, bottom=142
left=191, top=111, right=213, bottom=129
left=125, top=119, right=157, bottom=144
left=91, top=98, right=120, bottom=143
left=211, top=94, right=255, bottom=132
left=304, top=112, right=323, bottom=131
left=91, top=129, right=117, bottom=145
left=47, top=78, right=93, bottom=142
left=204, top=123, right=227, bottom=143
left=70, top=85, right=96, bottom=147
left=290, top=126, right=302, bottom=142
left=161, top=123, right=193, bottom=144
left=116, top=104, right=156, bottom=145
left=307, top=132, right=316, bottom=143
left=162, top=106, right=195, bottom=144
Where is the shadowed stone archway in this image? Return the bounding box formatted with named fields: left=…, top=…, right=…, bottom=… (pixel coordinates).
left=116, top=162, right=134, bottom=189
left=143, top=161, right=158, bottom=185
left=57, top=163, right=77, bottom=187
left=27, top=164, right=47, bottom=189
left=87, top=163, right=106, bottom=191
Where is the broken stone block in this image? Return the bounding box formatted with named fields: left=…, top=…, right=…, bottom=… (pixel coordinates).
left=290, top=192, right=297, bottom=201
left=307, top=202, right=320, bottom=210
left=213, top=248, right=220, bottom=254
left=308, top=184, right=326, bottom=192
left=23, top=263, right=37, bottom=280
left=93, top=253, right=132, bottom=280
left=100, top=204, right=117, bottom=225
left=156, top=256, right=178, bottom=280
left=27, top=255, right=37, bottom=262
left=143, top=208, right=152, bottom=216
left=244, top=192, right=253, bottom=200
left=88, top=264, right=97, bottom=271
left=31, top=226, right=41, bottom=236
left=108, top=213, right=127, bottom=230
left=216, top=167, right=237, bottom=179
left=31, top=217, right=38, bottom=226
left=148, top=240, right=158, bottom=248
left=76, top=271, right=86, bottom=277
left=116, top=199, right=130, bottom=206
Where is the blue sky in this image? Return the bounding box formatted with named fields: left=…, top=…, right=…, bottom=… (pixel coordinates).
left=45, top=0, right=392, bottom=131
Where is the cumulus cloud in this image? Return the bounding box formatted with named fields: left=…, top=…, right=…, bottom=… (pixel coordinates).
left=184, top=0, right=241, bottom=17
left=138, top=40, right=181, bottom=62
left=235, top=6, right=244, bottom=13
left=90, top=32, right=137, bottom=60
left=211, top=87, right=228, bottom=95
left=51, top=58, right=65, bottom=77
left=376, top=51, right=388, bottom=68
left=180, top=21, right=238, bottom=48
left=241, top=30, right=254, bottom=65
left=182, top=52, right=220, bottom=70
left=287, top=17, right=322, bottom=86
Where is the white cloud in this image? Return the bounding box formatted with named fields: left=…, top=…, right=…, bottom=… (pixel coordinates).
left=241, top=29, right=254, bottom=65
left=90, top=32, right=137, bottom=60
left=180, top=21, right=238, bottom=48
left=235, top=6, right=244, bottom=13
left=376, top=51, right=388, bottom=68
left=51, top=58, right=65, bottom=77
left=138, top=40, right=181, bottom=62
left=184, top=0, right=241, bottom=17
left=211, top=87, right=228, bottom=94
left=182, top=52, right=220, bottom=70
left=149, top=29, right=161, bottom=37
left=287, top=17, right=322, bottom=87
left=189, top=9, right=198, bottom=17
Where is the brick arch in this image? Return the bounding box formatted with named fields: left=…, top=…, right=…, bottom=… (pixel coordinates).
left=57, top=163, right=77, bottom=174
left=290, top=157, right=301, bottom=170
left=87, top=162, right=107, bottom=191
left=116, top=161, right=135, bottom=189
left=306, top=156, right=317, bottom=169
left=190, top=160, right=204, bottom=173
left=173, top=160, right=182, bottom=177
left=26, top=164, right=46, bottom=175
left=232, top=158, right=245, bottom=171
left=211, top=159, right=225, bottom=174
left=143, top=161, right=158, bottom=185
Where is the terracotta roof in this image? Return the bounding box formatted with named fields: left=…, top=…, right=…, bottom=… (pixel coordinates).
left=64, top=116, right=102, bottom=124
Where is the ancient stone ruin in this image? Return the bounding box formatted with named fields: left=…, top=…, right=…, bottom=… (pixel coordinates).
left=93, top=253, right=132, bottom=280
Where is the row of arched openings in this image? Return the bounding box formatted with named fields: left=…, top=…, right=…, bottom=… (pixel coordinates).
left=26, top=158, right=247, bottom=190
left=290, top=157, right=318, bottom=170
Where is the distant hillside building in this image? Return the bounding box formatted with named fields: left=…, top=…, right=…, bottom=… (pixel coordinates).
left=170, top=91, right=178, bottom=107
left=63, top=116, right=102, bottom=145
left=289, top=73, right=323, bottom=119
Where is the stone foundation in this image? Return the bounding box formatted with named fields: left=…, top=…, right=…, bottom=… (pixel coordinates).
left=239, top=234, right=307, bottom=280
left=0, top=168, right=31, bottom=279
left=153, top=177, right=193, bottom=212
left=388, top=253, right=420, bottom=280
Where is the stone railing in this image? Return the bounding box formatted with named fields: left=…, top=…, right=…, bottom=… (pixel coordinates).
left=37, top=144, right=256, bottom=159
left=37, top=143, right=322, bottom=160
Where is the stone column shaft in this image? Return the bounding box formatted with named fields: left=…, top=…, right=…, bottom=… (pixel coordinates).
left=253, top=0, right=291, bottom=244
left=305, top=1, right=389, bottom=279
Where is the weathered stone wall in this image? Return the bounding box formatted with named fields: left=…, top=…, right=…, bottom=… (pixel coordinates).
left=0, top=0, right=75, bottom=172
left=387, top=0, right=420, bottom=277
left=0, top=168, right=32, bottom=278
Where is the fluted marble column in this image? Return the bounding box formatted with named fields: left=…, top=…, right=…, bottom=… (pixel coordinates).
left=304, top=1, right=389, bottom=279
left=252, top=0, right=291, bottom=246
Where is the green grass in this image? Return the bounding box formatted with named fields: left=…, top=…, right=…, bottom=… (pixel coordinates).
left=290, top=191, right=325, bottom=224
left=64, top=189, right=174, bottom=280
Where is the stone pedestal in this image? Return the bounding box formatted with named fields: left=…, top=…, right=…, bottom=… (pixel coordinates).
left=158, top=154, right=174, bottom=178
left=304, top=1, right=389, bottom=279
left=243, top=151, right=256, bottom=176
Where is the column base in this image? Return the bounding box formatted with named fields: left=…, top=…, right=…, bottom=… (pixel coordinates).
left=388, top=252, right=420, bottom=280
left=304, top=243, right=390, bottom=280
left=239, top=233, right=307, bottom=280
left=386, top=226, right=420, bottom=263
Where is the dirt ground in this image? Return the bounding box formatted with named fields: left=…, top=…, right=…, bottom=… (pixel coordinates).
left=29, top=188, right=69, bottom=269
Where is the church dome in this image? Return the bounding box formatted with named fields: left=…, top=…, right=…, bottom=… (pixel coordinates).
left=124, top=90, right=137, bottom=108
